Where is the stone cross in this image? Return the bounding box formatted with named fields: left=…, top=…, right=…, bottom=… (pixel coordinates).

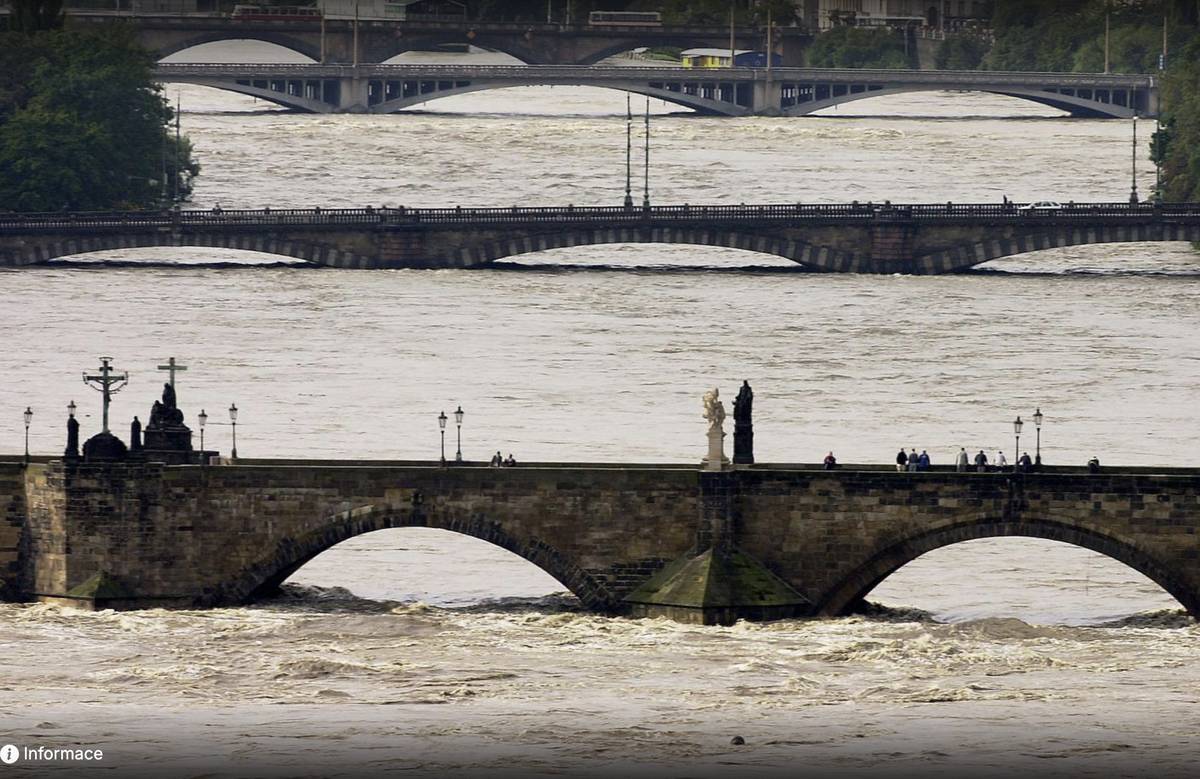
left=157, top=357, right=187, bottom=388
left=82, top=357, right=129, bottom=434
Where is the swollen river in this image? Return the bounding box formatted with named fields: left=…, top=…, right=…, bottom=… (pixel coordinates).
left=1, top=44, right=1199, bottom=777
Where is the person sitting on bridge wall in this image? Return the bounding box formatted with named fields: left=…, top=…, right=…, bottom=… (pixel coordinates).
left=823, top=452, right=837, bottom=470
left=1088, top=456, right=1101, bottom=474
left=504, top=453, right=517, bottom=467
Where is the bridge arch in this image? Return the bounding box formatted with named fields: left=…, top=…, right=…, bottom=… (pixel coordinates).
left=369, top=81, right=742, bottom=116
left=924, top=221, right=1200, bottom=272
left=232, top=504, right=616, bottom=610
left=817, top=517, right=1198, bottom=617
left=0, top=231, right=371, bottom=268
left=451, top=225, right=855, bottom=270
left=157, top=34, right=322, bottom=63
left=786, top=85, right=1138, bottom=119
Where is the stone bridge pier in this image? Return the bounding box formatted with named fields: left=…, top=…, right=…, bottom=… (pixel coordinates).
left=2, top=459, right=1199, bottom=625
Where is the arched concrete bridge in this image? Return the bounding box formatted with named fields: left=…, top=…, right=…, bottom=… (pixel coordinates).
left=3, top=459, right=1199, bottom=624
left=2, top=202, right=1198, bottom=274
left=64, top=12, right=803, bottom=66
left=154, top=63, right=1158, bottom=118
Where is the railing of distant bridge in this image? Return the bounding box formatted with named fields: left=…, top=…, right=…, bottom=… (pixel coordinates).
left=2, top=202, right=1198, bottom=231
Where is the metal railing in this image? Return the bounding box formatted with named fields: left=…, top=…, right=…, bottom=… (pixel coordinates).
left=2, top=202, right=1198, bottom=231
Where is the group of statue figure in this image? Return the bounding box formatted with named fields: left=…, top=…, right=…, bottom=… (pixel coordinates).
left=702, top=380, right=754, bottom=468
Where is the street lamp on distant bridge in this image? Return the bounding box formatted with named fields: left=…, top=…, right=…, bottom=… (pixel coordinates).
left=23, top=407, right=32, bottom=465
left=1033, top=408, right=1044, bottom=466
left=1013, top=415, right=1023, bottom=471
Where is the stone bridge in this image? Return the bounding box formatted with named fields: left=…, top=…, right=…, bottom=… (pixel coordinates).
left=61, top=12, right=805, bottom=66
left=2, top=202, right=1198, bottom=274
left=2, top=458, right=1199, bottom=624
left=153, top=63, right=1157, bottom=118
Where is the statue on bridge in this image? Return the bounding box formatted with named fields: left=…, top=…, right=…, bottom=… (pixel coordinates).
left=142, top=381, right=193, bottom=462
left=733, top=380, right=754, bottom=465
left=702, top=387, right=729, bottom=471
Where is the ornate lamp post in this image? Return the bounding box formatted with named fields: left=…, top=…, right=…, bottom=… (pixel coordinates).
left=454, top=405, right=464, bottom=463
left=229, top=404, right=238, bottom=460
left=1013, top=415, right=1023, bottom=471
left=1033, top=408, right=1044, bottom=466
left=198, top=408, right=207, bottom=459
left=23, top=407, right=32, bottom=464
left=438, top=411, right=448, bottom=465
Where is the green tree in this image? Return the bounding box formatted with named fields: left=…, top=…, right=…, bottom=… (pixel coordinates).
left=0, top=28, right=198, bottom=212
left=807, top=27, right=910, bottom=69
left=936, top=34, right=990, bottom=70
left=1154, top=36, right=1200, bottom=200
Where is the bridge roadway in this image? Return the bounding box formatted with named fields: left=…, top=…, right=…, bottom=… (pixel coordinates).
left=57, top=10, right=807, bottom=66
left=153, top=63, right=1158, bottom=117
left=3, top=202, right=1198, bottom=274
left=2, top=458, right=1199, bottom=624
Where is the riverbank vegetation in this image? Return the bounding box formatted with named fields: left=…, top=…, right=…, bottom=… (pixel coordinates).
left=0, top=0, right=198, bottom=212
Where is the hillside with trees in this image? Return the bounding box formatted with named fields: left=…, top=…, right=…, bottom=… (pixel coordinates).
left=0, top=0, right=198, bottom=211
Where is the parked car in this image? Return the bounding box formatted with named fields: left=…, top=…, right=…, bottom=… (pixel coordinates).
left=1018, top=200, right=1064, bottom=212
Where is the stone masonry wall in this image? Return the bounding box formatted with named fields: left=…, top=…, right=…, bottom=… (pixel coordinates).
left=21, top=463, right=700, bottom=610
left=0, top=463, right=28, bottom=599
left=736, top=469, right=1200, bottom=615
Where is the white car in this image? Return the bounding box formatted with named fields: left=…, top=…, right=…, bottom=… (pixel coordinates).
left=1018, top=200, right=1064, bottom=212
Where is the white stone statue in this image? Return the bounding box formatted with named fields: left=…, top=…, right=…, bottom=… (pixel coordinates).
left=701, top=387, right=729, bottom=470
left=702, top=387, right=726, bottom=432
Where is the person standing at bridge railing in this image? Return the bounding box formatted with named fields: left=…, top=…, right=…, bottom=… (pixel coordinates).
left=895, top=448, right=907, bottom=472
left=974, top=450, right=988, bottom=472
left=956, top=447, right=969, bottom=472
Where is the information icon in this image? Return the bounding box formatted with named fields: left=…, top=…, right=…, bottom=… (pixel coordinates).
left=0, top=744, right=18, bottom=765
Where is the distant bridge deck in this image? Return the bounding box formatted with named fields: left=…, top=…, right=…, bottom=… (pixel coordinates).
left=153, top=63, right=1159, bottom=117
left=57, top=10, right=804, bottom=66
left=3, top=201, right=1199, bottom=273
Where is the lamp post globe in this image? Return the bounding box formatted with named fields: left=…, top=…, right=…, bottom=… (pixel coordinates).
left=229, top=404, right=238, bottom=460
left=23, top=407, right=32, bottom=464
left=1033, top=408, right=1044, bottom=466
left=454, top=405, right=464, bottom=463
left=198, top=408, right=207, bottom=459
left=438, top=410, right=448, bottom=465
left=1013, top=415, right=1023, bottom=471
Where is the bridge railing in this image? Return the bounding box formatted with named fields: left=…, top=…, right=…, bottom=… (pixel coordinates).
left=3, top=202, right=1200, bottom=230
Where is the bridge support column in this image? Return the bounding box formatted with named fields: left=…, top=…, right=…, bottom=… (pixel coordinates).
left=18, top=461, right=184, bottom=610
left=753, top=79, right=783, bottom=116
left=339, top=77, right=370, bottom=114
left=623, top=471, right=810, bottom=625
left=868, top=221, right=917, bottom=273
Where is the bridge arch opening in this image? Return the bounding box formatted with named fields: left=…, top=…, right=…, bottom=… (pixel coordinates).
left=33, top=246, right=312, bottom=268
left=826, top=521, right=1191, bottom=625
left=158, top=39, right=319, bottom=65
left=806, top=89, right=1072, bottom=119
left=277, top=527, right=573, bottom=608
left=386, top=85, right=689, bottom=116
left=501, top=243, right=801, bottom=270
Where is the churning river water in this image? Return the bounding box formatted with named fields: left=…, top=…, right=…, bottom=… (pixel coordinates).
left=1, top=43, right=1199, bottom=778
